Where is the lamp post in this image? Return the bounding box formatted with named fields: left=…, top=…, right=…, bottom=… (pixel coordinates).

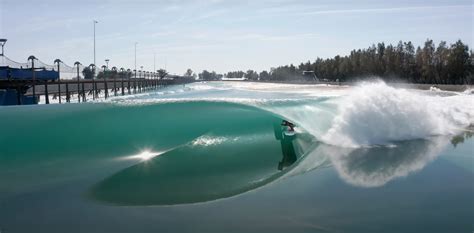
left=28, top=55, right=37, bottom=103
left=93, top=20, right=98, bottom=76
left=127, top=68, right=131, bottom=94
left=120, top=67, right=125, bottom=95
left=74, top=61, right=81, bottom=103
left=112, top=66, right=117, bottom=96
left=89, top=64, right=96, bottom=100
left=147, top=71, right=150, bottom=90
left=140, top=66, right=144, bottom=92
left=54, top=59, right=62, bottom=103
left=105, top=59, right=109, bottom=69
left=144, top=71, right=147, bottom=90
left=133, top=69, right=137, bottom=93
left=0, top=39, right=7, bottom=56
left=101, top=65, right=108, bottom=98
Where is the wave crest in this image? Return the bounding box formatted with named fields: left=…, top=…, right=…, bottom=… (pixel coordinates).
left=322, top=81, right=474, bottom=147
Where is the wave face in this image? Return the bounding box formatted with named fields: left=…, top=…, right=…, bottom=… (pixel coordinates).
left=87, top=101, right=314, bottom=205
left=0, top=100, right=314, bottom=205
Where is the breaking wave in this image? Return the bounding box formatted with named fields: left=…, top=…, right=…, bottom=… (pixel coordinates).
left=102, top=80, right=474, bottom=148
left=319, top=81, right=474, bottom=147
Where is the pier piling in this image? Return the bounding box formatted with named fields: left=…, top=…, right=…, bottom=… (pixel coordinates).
left=44, top=81, right=49, bottom=104
left=66, top=83, right=70, bottom=103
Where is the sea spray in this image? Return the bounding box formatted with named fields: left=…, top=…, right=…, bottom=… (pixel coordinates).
left=322, top=81, right=474, bottom=147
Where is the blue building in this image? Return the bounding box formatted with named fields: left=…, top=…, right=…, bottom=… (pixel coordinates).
left=0, top=66, right=59, bottom=105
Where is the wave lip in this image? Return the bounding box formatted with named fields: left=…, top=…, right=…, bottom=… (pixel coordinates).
left=322, top=81, right=474, bottom=148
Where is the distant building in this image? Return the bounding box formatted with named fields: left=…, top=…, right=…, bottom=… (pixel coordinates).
left=302, top=71, right=319, bottom=82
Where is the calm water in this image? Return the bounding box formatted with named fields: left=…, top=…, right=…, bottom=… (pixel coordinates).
left=0, top=81, right=472, bottom=233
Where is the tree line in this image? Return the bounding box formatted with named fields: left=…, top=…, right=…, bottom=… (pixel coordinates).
left=81, top=67, right=170, bottom=80
left=197, top=39, right=473, bottom=84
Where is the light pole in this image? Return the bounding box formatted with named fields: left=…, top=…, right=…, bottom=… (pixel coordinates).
left=74, top=61, right=81, bottom=103
left=120, top=68, right=125, bottom=95
left=112, top=66, right=118, bottom=96
left=54, top=59, right=62, bottom=103
left=102, top=65, right=108, bottom=98
left=93, top=20, right=98, bottom=76
left=140, top=66, right=145, bottom=92
left=28, top=55, right=37, bottom=102
left=0, top=39, right=7, bottom=56
left=103, top=59, right=109, bottom=98
left=133, top=69, right=137, bottom=93
left=89, top=64, right=96, bottom=100
left=140, top=66, right=143, bottom=92
left=104, top=59, right=109, bottom=96
left=127, top=69, right=131, bottom=94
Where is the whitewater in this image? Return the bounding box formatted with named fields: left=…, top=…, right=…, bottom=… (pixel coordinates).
left=103, top=80, right=474, bottom=148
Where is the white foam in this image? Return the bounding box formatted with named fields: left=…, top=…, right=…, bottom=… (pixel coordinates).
left=321, top=81, right=474, bottom=147
left=191, top=135, right=229, bottom=147
left=429, top=86, right=442, bottom=92
left=463, top=88, right=474, bottom=95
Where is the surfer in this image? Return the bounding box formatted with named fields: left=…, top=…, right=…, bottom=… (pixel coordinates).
left=278, top=120, right=297, bottom=170
left=281, top=120, right=295, bottom=132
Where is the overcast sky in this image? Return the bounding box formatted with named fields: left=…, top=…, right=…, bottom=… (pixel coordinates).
left=0, top=0, right=472, bottom=74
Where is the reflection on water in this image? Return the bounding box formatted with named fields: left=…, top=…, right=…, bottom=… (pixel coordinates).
left=117, top=149, right=167, bottom=161
left=286, top=135, right=458, bottom=188
left=451, top=130, right=473, bottom=147
left=283, top=130, right=473, bottom=189
left=321, top=138, right=448, bottom=187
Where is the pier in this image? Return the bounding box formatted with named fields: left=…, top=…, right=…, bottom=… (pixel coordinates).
left=0, top=42, right=195, bottom=105
left=34, top=78, right=191, bottom=103
left=0, top=75, right=194, bottom=105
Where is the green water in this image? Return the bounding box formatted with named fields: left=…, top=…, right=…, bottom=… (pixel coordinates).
left=0, top=82, right=473, bottom=233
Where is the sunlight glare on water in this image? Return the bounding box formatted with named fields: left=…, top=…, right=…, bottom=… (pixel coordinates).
left=119, top=149, right=163, bottom=161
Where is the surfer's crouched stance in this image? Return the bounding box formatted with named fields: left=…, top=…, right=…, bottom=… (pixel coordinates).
left=281, top=120, right=295, bottom=132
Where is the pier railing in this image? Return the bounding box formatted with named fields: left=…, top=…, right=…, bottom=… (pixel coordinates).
left=22, top=78, right=195, bottom=104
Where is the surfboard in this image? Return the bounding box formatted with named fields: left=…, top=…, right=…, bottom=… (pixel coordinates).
left=284, top=130, right=296, bottom=136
